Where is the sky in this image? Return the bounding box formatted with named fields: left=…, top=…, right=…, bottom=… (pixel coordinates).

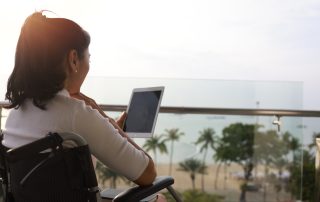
left=0, top=0, right=320, bottom=109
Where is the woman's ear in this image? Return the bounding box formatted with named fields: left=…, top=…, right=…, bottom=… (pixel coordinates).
left=67, top=49, right=79, bottom=73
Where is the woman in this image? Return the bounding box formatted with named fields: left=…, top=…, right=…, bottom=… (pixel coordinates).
left=3, top=11, right=161, bottom=201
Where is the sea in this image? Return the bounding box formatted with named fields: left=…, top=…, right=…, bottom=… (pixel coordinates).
left=1, top=76, right=319, bottom=164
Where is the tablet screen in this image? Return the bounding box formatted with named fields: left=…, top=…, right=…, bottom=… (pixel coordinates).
left=123, top=87, right=164, bottom=137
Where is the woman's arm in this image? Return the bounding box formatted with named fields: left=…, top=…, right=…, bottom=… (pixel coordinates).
left=70, top=92, right=145, bottom=150
left=70, top=92, right=157, bottom=185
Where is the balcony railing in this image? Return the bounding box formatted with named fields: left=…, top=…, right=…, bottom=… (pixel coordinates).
left=1, top=102, right=320, bottom=202
left=99, top=104, right=320, bottom=117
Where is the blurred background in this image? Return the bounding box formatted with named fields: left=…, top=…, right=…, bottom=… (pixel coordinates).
left=1, top=1, right=320, bottom=201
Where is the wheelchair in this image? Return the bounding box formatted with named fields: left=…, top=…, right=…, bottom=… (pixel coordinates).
left=0, top=132, right=182, bottom=202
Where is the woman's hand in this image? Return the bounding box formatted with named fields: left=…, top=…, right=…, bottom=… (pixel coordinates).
left=116, top=112, right=127, bottom=129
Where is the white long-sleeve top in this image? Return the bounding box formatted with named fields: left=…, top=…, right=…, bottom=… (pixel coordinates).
left=2, top=89, right=149, bottom=181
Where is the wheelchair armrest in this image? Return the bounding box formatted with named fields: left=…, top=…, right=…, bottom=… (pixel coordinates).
left=100, top=176, right=174, bottom=202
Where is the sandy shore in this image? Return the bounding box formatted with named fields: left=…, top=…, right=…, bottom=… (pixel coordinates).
left=98, top=163, right=293, bottom=202
left=155, top=163, right=240, bottom=191
left=98, top=163, right=240, bottom=190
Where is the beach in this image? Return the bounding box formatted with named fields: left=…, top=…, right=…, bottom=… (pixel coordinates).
left=98, top=163, right=293, bottom=202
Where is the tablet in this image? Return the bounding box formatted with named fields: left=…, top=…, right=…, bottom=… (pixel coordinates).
left=123, top=86, right=165, bottom=138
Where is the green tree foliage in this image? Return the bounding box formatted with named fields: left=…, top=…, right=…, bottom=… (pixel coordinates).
left=254, top=130, right=289, bottom=201
left=181, top=189, right=224, bottom=202
left=288, top=150, right=315, bottom=201
left=282, top=131, right=301, bottom=163
left=195, top=127, right=216, bottom=192
left=213, top=136, right=229, bottom=190
left=307, top=132, right=320, bottom=151
left=178, top=158, right=207, bottom=190
left=162, top=190, right=223, bottom=202
left=255, top=130, right=287, bottom=165
left=143, top=134, right=167, bottom=166
left=95, top=161, right=127, bottom=188
left=163, top=128, right=184, bottom=176
left=215, top=123, right=255, bottom=202
left=310, top=132, right=320, bottom=200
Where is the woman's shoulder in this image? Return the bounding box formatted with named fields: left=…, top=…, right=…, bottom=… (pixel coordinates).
left=53, top=92, right=86, bottom=111
left=54, top=92, right=105, bottom=120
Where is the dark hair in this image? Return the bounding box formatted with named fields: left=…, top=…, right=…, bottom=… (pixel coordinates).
left=6, top=11, right=90, bottom=109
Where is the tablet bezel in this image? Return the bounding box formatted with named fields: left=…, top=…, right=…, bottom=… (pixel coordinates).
left=124, top=86, right=164, bottom=138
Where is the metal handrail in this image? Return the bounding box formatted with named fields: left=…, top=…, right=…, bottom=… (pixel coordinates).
left=99, top=104, right=320, bottom=117
left=1, top=101, right=320, bottom=117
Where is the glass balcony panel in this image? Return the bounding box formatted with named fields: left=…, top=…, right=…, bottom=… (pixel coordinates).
left=1, top=77, right=318, bottom=201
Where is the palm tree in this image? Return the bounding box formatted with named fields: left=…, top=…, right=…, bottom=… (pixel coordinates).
left=178, top=158, right=207, bottom=190
left=282, top=132, right=302, bottom=200
left=143, top=134, right=168, bottom=167
left=308, top=132, right=320, bottom=150
left=213, top=157, right=223, bottom=190
left=96, top=161, right=126, bottom=188
left=195, top=128, right=216, bottom=192
left=163, top=128, right=184, bottom=176
left=282, top=132, right=301, bottom=163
